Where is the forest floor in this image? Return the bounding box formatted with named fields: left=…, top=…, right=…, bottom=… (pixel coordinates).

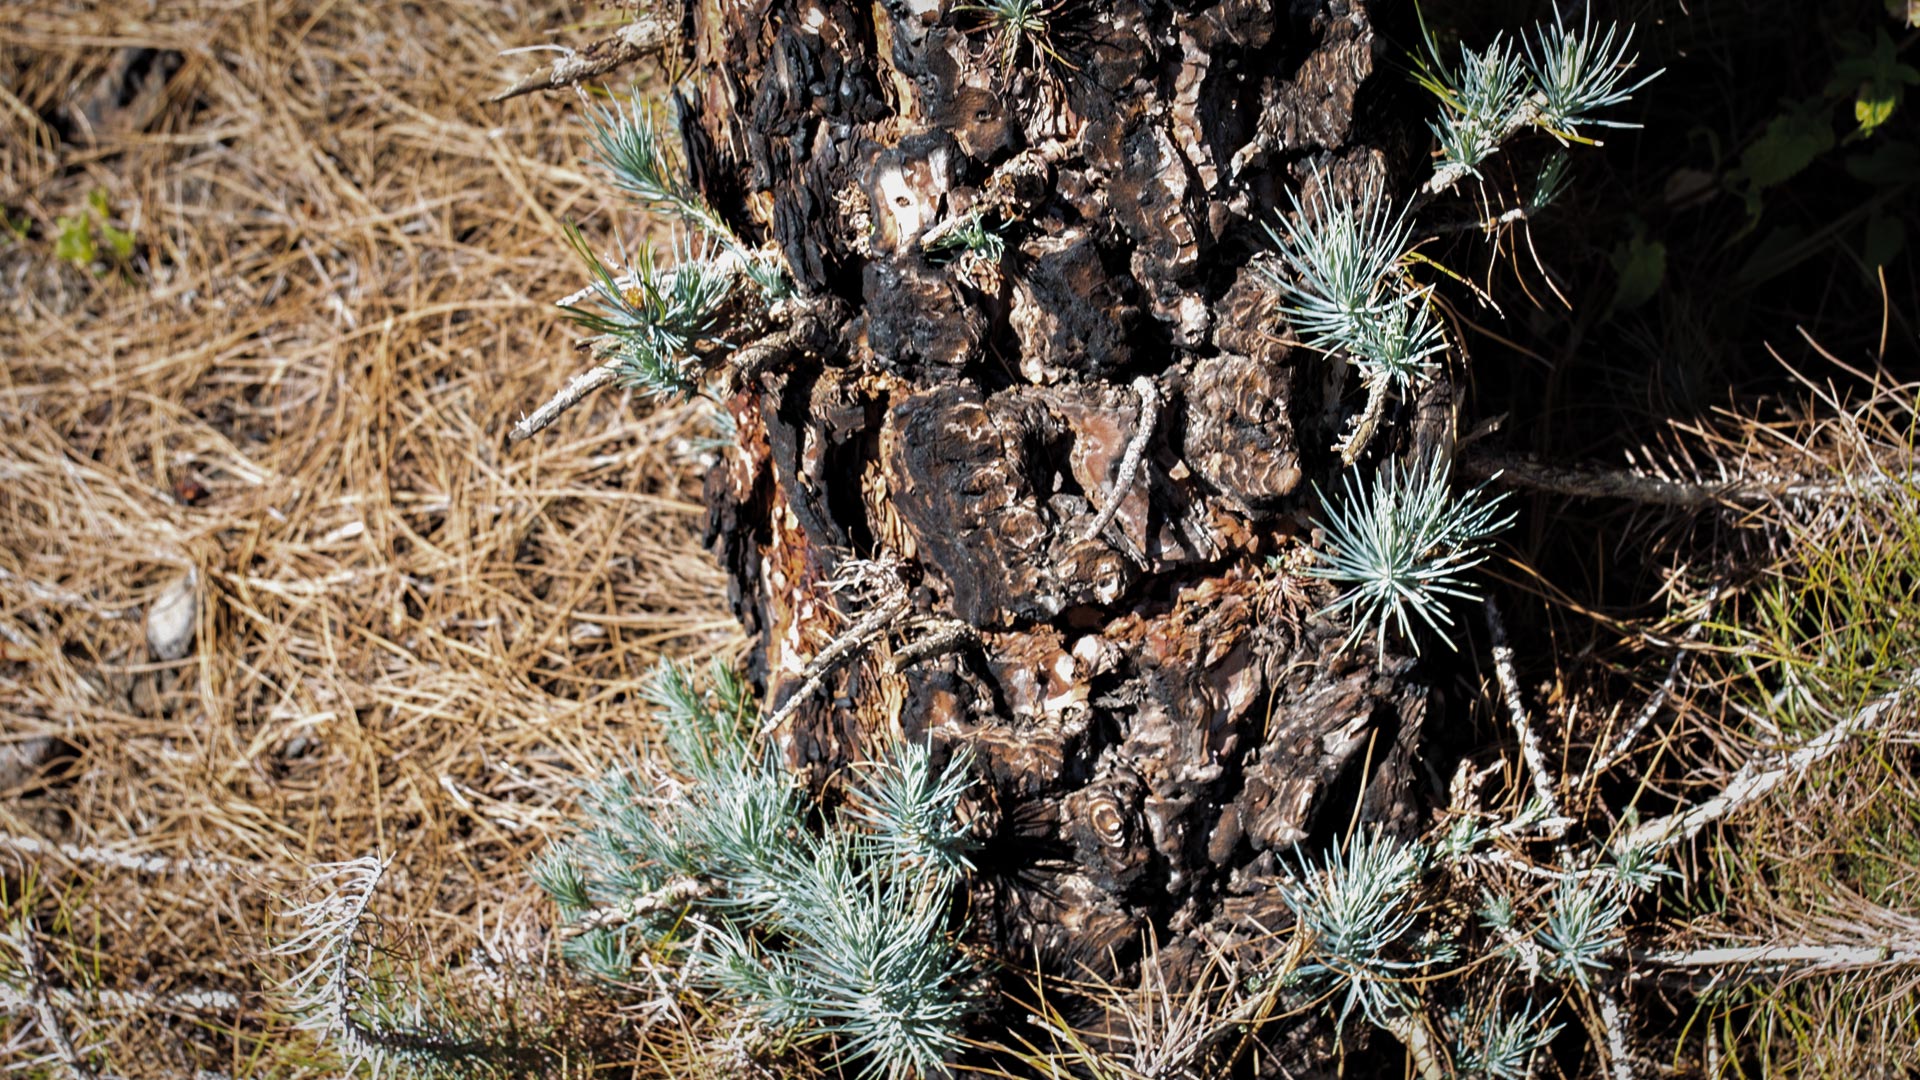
left=6, top=2, right=1920, bottom=1078
left=0, top=2, right=725, bottom=1075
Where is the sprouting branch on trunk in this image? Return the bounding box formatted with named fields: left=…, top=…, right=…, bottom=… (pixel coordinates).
left=1617, top=668, right=1918, bottom=856
left=915, top=141, right=1067, bottom=252
left=510, top=247, right=790, bottom=444
left=488, top=11, right=679, bottom=103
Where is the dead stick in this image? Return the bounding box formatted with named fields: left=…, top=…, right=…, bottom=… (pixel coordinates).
left=489, top=14, right=678, bottom=104
left=889, top=620, right=979, bottom=672
left=1484, top=599, right=1564, bottom=823
left=1084, top=376, right=1159, bottom=543
left=1616, top=666, right=1918, bottom=855
left=1463, top=448, right=1920, bottom=508
left=1636, top=939, right=1920, bottom=974
left=507, top=359, right=621, bottom=444
left=759, top=591, right=911, bottom=738
left=559, top=879, right=711, bottom=940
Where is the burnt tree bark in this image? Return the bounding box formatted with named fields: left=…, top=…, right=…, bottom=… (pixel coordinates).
left=542, top=0, right=1442, bottom=1065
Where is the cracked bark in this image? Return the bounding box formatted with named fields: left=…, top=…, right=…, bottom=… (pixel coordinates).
left=646, top=0, right=1431, bottom=1068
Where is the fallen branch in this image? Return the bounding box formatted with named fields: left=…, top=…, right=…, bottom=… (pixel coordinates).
left=0, top=982, right=242, bottom=1019
left=1594, top=983, right=1637, bottom=1080
left=1636, top=939, right=1920, bottom=976
left=1581, top=590, right=1719, bottom=786
left=9, top=923, right=96, bottom=1080
left=489, top=12, right=679, bottom=104
left=1616, top=667, right=1919, bottom=856
left=0, top=832, right=257, bottom=880
left=1462, top=448, right=1920, bottom=508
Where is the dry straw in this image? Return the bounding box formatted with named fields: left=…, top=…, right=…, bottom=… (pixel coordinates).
left=1, top=3, right=734, bottom=1074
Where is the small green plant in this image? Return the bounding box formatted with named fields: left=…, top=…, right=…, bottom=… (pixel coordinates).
left=1534, top=878, right=1625, bottom=989
left=1451, top=998, right=1563, bottom=1079
left=54, top=188, right=136, bottom=272
left=1427, top=33, right=1528, bottom=174
left=924, top=210, right=1006, bottom=264
left=1305, top=453, right=1515, bottom=659
left=1521, top=6, right=1662, bottom=136
left=1275, top=829, right=1450, bottom=1034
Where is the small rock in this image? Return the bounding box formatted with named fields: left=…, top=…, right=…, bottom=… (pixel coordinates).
left=0, top=737, right=56, bottom=791
left=146, top=569, right=198, bottom=661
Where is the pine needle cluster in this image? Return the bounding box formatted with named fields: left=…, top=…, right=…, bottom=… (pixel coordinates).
left=1304, top=452, right=1514, bottom=658
left=562, top=95, right=789, bottom=398
left=1260, top=182, right=1444, bottom=398
left=1416, top=2, right=1662, bottom=178
left=531, top=661, right=978, bottom=1080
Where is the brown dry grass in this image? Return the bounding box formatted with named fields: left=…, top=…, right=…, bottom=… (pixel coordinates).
left=0, top=2, right=731, bottom=1074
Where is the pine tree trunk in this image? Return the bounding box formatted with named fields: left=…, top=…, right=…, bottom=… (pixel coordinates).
left=675, top=0, right=1427, bottom=1043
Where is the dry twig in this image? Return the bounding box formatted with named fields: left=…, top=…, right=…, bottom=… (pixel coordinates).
left=1484, top=599, right=1564, bottom=824
left=1617, top=667, right=1919, bottom=855
left=1083, top=376, right=1160, bottom=543
left=489, top=11, right=679, bottom=103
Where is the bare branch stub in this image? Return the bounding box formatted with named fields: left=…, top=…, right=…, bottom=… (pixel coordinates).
left=507, top=357, right=621, bottom=445
left=488, top=12, right=679, bottom=103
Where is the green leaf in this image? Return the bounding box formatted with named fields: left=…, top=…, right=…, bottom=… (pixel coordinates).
left=1735, top=224, right=1809, bottom=286
left=1734, top=102, right=1835, bottom=194
left=1864, top=209, right=1906, bottom=267
left=1857, top=91, right=1899, bottom=137
left=1846, top=139, right=1920, bottom=186
left=1827, top=30, right=1919, bottom=138
left=87, top=187, right=111, bottom=218
left=1609, top=225, right=1666, bottom=313
left=99, top=222, right=135, bottom=261
left=54, top=214, right=96, bottom=266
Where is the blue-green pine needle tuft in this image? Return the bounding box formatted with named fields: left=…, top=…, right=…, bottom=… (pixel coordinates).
left=1305, top=453, right=1515, bottom=658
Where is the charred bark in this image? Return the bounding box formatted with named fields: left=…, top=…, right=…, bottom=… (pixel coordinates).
left=651, top=0, right=1424, bottom=1065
